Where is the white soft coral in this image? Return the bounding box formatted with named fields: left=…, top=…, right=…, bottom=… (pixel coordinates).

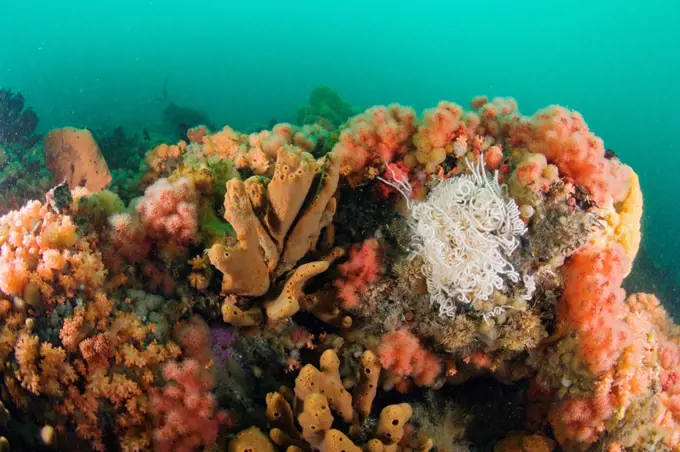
left=382, top=157, right=534, bottom=317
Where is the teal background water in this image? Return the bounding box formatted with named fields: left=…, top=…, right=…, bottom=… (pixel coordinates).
left=2, top=0, right=678, bottom=308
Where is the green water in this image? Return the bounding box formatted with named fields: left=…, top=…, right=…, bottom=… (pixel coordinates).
left=1, top=0, right=679, bottom=309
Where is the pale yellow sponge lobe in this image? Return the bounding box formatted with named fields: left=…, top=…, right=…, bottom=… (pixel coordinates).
left=609, top=167, right=643, bottom=275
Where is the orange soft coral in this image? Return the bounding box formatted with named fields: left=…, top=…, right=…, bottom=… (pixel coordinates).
left=543, top=290, right=679, bottom=448
left=200, top=122, right=328, bottom=176
left=407, top=101, right=475, bottom=173
left=333, top=104, right=416, bottom=185
left=0, top=201, right=106, bottom=303
left=634, top=293, right=680, bottom=448
left=503, top=105, right=630, bottom=207
left=377, top=328, right=442, bottom=387
left=559, top=243, right=630, bottom=375
left=141, top=142, right=186, bottom=184
left=658, top=338, right=680, bottom=448
left=79, top=332, right=115, bottom=371
left=58, top=310, right=181, bottom=451
left=509, top=152, right=560, bottom=196
left=187, top=125, right=210, bottom=144
left=15, top=333, right=40, bottom=394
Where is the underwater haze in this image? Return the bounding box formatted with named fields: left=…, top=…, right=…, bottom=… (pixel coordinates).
left=1, top=0, right=679, bottom=300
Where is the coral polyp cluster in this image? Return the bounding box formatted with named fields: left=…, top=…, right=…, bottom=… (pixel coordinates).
left=0, top=89, right=676, bottom=452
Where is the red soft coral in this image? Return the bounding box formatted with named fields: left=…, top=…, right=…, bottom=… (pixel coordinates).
left=550, top=375, right=614, bottom=445
left=377, top=328, right=442, bottom=387
left=416, top=101, right=467, bottom=149
left=334, top=239, right=382, bottom=310
left=174, top=316, right=213, bottom=367
left=150, top=359, right=227, bottom=452
left=376, top=161, right=410, bottom=199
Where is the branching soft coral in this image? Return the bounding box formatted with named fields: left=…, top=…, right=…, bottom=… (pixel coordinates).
left=0, top=200, right=106, bottom=303
left=334, top=239, right=382, bottom=310
left=174, top=315, right=213, bottom=366
left=58, top=310, right=182, bottom=451
left=0, top=235, right=182, bottom=451
left=377, top=328, right=442, bottom=387
left=150, top=359, right=227, bottom=452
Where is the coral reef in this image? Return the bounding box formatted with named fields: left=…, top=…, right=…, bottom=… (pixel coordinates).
left=0, top=90, right=675, bottom=452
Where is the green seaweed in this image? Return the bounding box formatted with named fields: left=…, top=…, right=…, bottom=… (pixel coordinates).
left=199, top=199, right=234, bottom=245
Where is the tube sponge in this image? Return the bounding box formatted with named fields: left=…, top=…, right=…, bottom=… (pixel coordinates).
left=228, top=427, right=275, bottom=452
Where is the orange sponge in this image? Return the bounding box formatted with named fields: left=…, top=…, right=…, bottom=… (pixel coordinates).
left=44, top=127, right=111, bottom=191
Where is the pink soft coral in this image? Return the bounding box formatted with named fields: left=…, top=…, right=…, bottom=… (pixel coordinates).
left=150, top=359, right=227, bottom=452
left=551, top=376, right=614, bottom=445
left=657, top=337, right=680, bottom=447
left=136, top=177, right=198, bottom=246
left=174, top=316, right=213, bottom=367
left=334, top=239, right=382, bottom=310
left=107, top=212, right=151, bottom=265
left=377, top=328, right=442, bottom=386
